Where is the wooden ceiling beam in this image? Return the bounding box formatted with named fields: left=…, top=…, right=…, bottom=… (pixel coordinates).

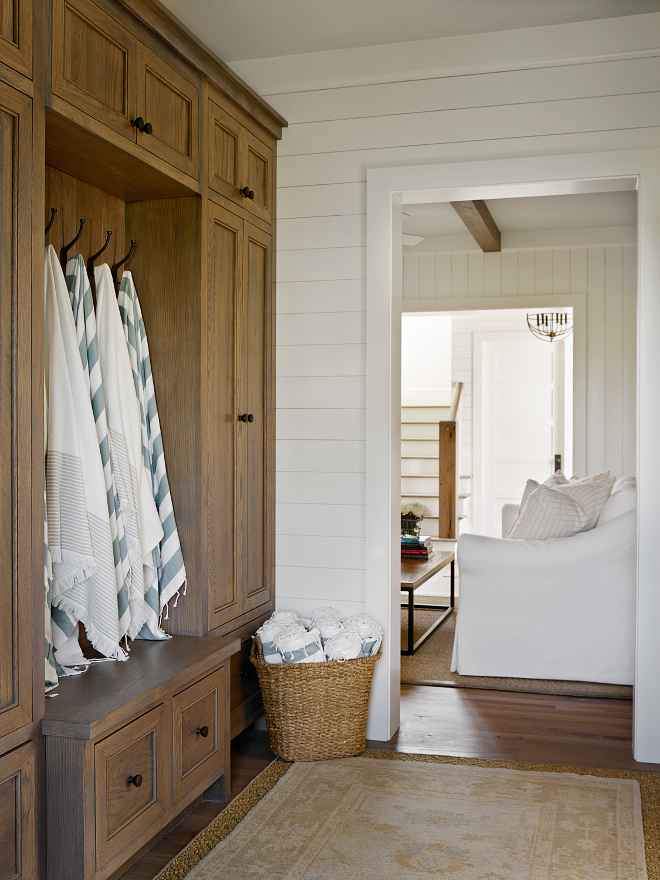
left=450, top=200, right=501, bottom=252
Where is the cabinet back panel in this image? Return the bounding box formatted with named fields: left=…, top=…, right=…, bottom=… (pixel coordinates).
left=45, top=166, right=126, bottom=270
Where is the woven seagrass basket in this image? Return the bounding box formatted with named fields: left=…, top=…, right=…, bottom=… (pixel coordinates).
left=250, top=637, right=381, bottom=762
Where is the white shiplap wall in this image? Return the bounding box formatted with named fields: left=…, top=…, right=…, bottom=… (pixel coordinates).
left=235, top=17, right=659, bottom=617
left=404, top=244, right=637, bottom=525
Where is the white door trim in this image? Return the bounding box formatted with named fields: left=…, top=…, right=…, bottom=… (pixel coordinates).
left=366, top=148, right=659, bottom=764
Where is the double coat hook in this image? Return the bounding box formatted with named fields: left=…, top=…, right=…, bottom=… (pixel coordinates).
left=60, top=219, right=86, bottom=268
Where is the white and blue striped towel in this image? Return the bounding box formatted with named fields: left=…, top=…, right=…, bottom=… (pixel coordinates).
left=44, top=246, right=126, bottom=663
left=118, top=271, right=186, bottom=625
left=65, top=256, right=131, bottom=642
left=95, top=264, right=165, bottom=640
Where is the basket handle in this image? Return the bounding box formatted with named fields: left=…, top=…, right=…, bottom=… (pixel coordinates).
left=250, top=636, right=265, bottom=663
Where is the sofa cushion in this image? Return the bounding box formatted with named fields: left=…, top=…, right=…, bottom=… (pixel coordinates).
left=508, top=475, right=615, bottom=539
left=506, top=472, right=569, bottom=537
left=598, top=477, right=636, bottom=526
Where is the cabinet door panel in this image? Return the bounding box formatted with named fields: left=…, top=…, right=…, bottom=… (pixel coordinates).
left=0, top=0, right=32, bottom=78
left=0, top=84, right=32, bottom=742
left=241, top=224, right=273, bottom=612
left=241, top=131, right=273, bottom=225
left=136, top=45, right=199, bottom=180
left=52, top=0, right=136, bottom=141
left=0, top=742, right=35, bottom=880
left=207, top=203, right=243, bottom=630
left=208, top=100, right=242, bottom=206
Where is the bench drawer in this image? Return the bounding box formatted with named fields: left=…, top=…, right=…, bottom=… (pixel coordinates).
left=94, top=704, right=170, bottom=870
left=173, top=667, right=227, bottom=804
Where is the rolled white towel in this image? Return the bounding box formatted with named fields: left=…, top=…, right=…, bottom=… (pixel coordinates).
left=346, top=615, right=384, bottom=657
left=275, top=625, right=325, bottom=664
left=270, top=610, right=299, bottom=625
left=311, top=606, right=347, bottom=625
left=255, top=618, right=294, bottom=663
left=314, top=617, right=346, bottom=646
left=324, top=631, right=363, bottom=661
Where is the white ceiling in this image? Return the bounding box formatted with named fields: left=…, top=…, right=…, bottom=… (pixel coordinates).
left=159, top=0, right=660, bottom=62
left=402, top=191, right=638, bottom=238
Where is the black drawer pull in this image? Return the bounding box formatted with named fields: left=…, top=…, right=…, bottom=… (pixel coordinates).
left=131, top=117, right=153, bottom=135
left=127, top=774, right=143, bottom=787
left=239, top=413, right=254, bottom=423
left=197, top=726, right=209, bottom=737
left=239, top=186, right=255, bottom=199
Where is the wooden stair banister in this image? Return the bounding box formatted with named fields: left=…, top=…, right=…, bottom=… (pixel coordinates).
left=438, top=383, right=463, bottom=540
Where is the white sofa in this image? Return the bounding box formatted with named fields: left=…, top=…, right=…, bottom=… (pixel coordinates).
left=450, top=478, right=636, bottom=685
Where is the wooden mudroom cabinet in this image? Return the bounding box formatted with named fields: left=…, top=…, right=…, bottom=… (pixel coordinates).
left=0, top=0, right=285, bottom=875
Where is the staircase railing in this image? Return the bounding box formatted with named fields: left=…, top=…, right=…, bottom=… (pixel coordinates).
left=438, top=382, right=463, bottom=539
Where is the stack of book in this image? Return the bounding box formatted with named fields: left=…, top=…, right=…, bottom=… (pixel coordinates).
left=401, top=535, right=433, bottom=559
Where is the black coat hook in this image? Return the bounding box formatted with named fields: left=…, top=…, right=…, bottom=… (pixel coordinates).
left=45, top=208, right=57, bottom=235
left=111, top=240, right=136, bottom=285
left=60, top=219, right=86, bottom=268
left=87, top=231, right=112, bottom=278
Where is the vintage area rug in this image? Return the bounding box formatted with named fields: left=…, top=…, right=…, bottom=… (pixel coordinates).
left=401, top=598, right=634, bottom=699
left=156, top=752, right=659, bottom=880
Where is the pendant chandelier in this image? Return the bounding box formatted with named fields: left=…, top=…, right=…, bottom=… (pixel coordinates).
left=527, top=312, right=573, bottom=342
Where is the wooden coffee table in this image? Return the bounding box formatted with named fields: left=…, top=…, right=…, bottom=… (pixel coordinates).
left=401, top=549, right=455, bottom=656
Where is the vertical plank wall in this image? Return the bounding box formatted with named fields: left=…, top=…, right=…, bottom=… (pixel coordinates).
left=232, top=19, right=660, bottom=617
left=403, top=244, right=638, bottom=533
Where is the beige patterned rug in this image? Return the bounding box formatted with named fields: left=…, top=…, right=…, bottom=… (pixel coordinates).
left=401, top=598, right=634, bottom=699
left=157, top=752, right=658, bottom=880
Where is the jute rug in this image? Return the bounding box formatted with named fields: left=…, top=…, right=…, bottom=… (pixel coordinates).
left=156, top=751, right=659, bottom=880
left=401, top=598, right=634, bottom=699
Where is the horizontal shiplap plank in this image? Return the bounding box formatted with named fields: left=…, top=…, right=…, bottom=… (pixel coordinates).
left=277, top=279, right=365, bottom=313
left=279, top=93, right=660, bottom=157
left=276, top=471, right=366, bottom=504
left=277, top=247, right=365, bottom=282
left=277, top=408, right=365, bottom=440
left=276, top=440, right=365, bottom=472
left=278, top=214, right=364, bottom=250
left=277, top=126, right=660, bottom=187
left=277, top=535, right=365, bottom=569
left=277, top=182, right=365, bottom=218
left=275, top=592, right=365, bottom=616
left=273, top=57, right=660, bottom=124
left=277, top=311, right=365, bottom=346
left=277, top=343, right=365, bottom=377
left=276, top=503, right=366, bottom=537
left=277, top=376, right=365, bottom=409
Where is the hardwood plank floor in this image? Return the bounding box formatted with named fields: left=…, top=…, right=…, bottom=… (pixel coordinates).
left=120, top=686, right=658, bottom=879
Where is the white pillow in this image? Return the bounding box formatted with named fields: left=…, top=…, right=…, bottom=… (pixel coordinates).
left=508, top=476, right=615, bottom=540
left=598, top=477, right=636, bottom=525
left=506, top=472, right=569, bottom=537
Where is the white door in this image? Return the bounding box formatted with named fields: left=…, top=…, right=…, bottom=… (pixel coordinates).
left=474, top=332, right=567, bottom=537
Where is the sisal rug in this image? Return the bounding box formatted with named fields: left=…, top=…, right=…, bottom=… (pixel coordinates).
left=401, top=598, right=634, bottom=699
left=156, top=752, right=659, bottom=880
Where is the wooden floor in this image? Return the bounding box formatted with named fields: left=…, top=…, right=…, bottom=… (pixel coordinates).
left=120, top=685, right=658, bottom=879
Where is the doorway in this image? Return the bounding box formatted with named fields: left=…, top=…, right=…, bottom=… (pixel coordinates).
left=363, top=151, right=659, bottom=762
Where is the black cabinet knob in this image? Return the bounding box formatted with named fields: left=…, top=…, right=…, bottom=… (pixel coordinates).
left=239, top=413, right=254, bottom=423
left=131, top=116, right=145, bottom=130
left=143, top=121, right=153, bottom=135
left=239, top=186, right=255, bottom=199
left=197, top=725, right=209, bottom=737
left=247, top=413, right=254, bottom=422
left=127, top=774, right=143, bottom=787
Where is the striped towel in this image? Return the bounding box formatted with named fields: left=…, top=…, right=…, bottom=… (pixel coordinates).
left=44, top=246, right=126, bottom=662
left=118, top=271, right=186, bottom=624
left=44, top=477, right=60, bottom=691
left=65, top=256, right=131, bottom=642
left=95, top=264, right=165, bottom=640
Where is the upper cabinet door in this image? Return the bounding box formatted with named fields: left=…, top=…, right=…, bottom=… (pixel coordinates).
left=0, top=0, right=32, bottom=78
left=240, top=223, right=273, bottom=614
left=208, top=94, right=274, bottom=226
left=51, top=0, right=137, bottom=141
left=0, top=82, right=33, bottom=743
left=136, top=44, right=199, bottom=180
left=241, top=130, right=273, bottom=226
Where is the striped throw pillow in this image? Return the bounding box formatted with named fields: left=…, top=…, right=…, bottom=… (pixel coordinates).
left=508, top=476, right=615, bottom=540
